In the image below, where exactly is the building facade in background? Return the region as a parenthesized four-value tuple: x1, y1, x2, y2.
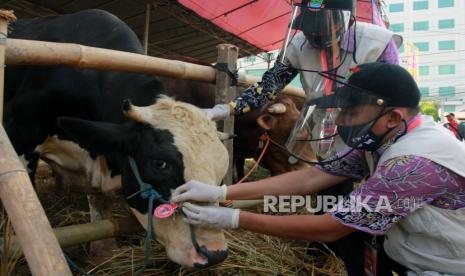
(387, 0, 465, 117)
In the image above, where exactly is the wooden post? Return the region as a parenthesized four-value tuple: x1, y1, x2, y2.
(0, 126, 71, 275)
(143, 0, 151, 55)
(215, 44, 238, 185)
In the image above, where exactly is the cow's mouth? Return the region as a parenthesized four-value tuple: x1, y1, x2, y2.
(191, 246, 228, 269)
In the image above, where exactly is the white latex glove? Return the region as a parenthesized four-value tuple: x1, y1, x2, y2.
(171, 180, 227, 203)
(202, 104, 230, 121)
(182, 202, 240, 229)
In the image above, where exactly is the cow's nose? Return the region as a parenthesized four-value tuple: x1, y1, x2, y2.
(191, 246, 228, 269)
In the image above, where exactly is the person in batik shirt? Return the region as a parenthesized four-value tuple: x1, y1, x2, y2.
(173, 63, 465, 275)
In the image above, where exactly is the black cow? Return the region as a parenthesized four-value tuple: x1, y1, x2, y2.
(4, 9, 228, 268)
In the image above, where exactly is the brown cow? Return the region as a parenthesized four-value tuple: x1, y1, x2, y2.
(235, 94, 314, 177)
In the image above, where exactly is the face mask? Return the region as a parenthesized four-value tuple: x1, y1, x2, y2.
(337, 111, 396, 151)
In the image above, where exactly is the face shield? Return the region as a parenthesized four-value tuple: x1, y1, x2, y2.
(281, 1, 352, 68)
(285, 85, 389, 163)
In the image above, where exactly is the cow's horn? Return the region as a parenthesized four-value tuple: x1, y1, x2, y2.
(217, 131, 236, 141)
(267, 103, 287, 114)
(122, 99, 152, 124)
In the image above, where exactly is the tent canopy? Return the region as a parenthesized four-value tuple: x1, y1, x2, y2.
(179, 0, 387, 52)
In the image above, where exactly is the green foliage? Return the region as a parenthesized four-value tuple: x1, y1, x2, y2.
(421, 101, 440, 121)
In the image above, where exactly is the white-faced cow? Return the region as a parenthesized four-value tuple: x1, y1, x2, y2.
(4, 9, 228, 268)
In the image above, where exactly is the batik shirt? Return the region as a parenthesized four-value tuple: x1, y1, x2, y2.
(230, 31, 399, 115)
(316, 114, 465, 235)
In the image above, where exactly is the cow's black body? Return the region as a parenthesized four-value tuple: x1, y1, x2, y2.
(4, 9, 183, 211)
(5, 9, 162, 153)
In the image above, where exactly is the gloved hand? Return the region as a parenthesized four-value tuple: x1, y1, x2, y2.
(202, 104, 230, 121)
(181, 202, 240, 229)
(171, 180, 227, 203)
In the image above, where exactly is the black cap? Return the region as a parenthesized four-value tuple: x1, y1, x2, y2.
(445, 113, 455, 117)
(292, 0, 352, 32)
(299, 0, 353, 10)
(310, 62, 421, 108)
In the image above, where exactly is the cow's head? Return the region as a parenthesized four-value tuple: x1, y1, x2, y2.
(57, 96, 229, 268)
(256, 95, 315, 175)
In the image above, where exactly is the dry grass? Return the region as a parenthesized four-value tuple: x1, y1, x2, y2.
(83, 229, 345, 276)
(1, 161, 346, 276)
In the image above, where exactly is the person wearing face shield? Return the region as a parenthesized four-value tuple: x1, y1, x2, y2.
(204, 0, 400, 120)
(173, 63, 465, 275)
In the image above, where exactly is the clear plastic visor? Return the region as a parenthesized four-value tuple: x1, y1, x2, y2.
(281, 6, 351, 64)
(285, 92, 386, 162)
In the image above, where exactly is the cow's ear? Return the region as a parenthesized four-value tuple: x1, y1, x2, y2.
(57, 117, 134, 155)
(257, 114, 277, 130)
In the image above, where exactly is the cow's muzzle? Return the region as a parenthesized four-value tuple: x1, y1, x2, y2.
(193, 246, 228, 269)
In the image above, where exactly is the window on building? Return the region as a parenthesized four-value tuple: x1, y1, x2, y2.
(443, 105, 456, 113)
(438, 0, 454, 8)
(390, 23, 404, 32)
(438, 65, 455, 75)
(419, 66, 430, 76)
(438, 40, 455, 50)
(413, 21, 429, 31)
(389, 3, 404, 12)
(419, 87, 430, 96)
(438, 19, 455, 29)
(413, 0, 429, 10)
(439, 86, 455, 97)
(245, 56, 256, 63)
(414, 42, 429, 52)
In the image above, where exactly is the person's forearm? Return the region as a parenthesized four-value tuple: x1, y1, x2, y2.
(239, 211, 355, 242)
(226, 167, 348, 200)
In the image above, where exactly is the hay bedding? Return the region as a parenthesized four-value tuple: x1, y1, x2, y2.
(1, 161, 346, 275)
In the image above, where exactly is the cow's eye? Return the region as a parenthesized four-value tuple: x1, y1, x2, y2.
(154, 160, 167, 169)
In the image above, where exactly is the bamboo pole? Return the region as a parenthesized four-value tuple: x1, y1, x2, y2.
(5, 217, 144, 254)
(0, 10, 15, 121)
(5, 38, 306, 98)
(0, 126, 71, 275)
(236, 73, 306, 98)
(54, 217, 143, 248)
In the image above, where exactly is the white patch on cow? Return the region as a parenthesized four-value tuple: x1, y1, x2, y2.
(126, 96, 229, 185)
(267, 103, 287, 114)
(38, 136, 121, 192)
